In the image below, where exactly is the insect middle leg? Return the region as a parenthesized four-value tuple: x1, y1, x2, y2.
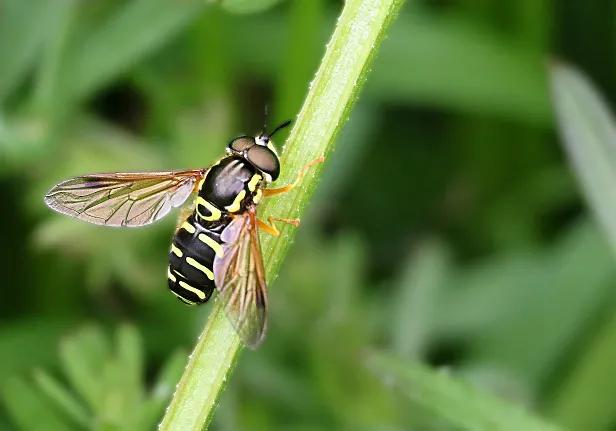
(263, 155, 325, 197)
(258, 217, 300, 237)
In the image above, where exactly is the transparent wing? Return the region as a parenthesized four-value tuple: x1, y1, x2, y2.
(44, 169, 206, 227)
(213, 210, 268, 349)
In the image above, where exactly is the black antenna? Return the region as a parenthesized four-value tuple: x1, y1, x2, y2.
(267, 120, 292, 139)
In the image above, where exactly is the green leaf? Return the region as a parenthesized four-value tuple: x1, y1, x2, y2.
(368, 14, 551, 124)
(391, 240, 450, 358)
(110, 325, 144, 427)
(1, 377, 77, 431)
(230, 12, 551, 125)
(0, 318, 75, 385)
(366, 351, 564, 431)
(549, 61, 616, 255)
(139, 350, 188, 429)
(60, 0, 209, 104)
(443, 220, 613, 382)
(220, 0, 288, 14)
(158, 0, 406, 429)
(32, 369, 90, 428)
(547, 309, 616, 430)
(13, 325, 188, 431)
(0, 114, 50, 173)
(116, 325, 143, 397)
(547, 60, 616, 431)
(0, 0, 58, 102)
(31, 0, 78, 120)
(58, 325, 110, 413)
(308, 102, 378, 207)
(274, 0, 325, 126)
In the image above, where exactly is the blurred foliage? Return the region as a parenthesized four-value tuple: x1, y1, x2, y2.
(1, 325, 186, 430)
(1, 0, 616, 430)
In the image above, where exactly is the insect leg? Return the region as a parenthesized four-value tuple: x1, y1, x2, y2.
(257, 217, 300, 237)
(262, 155, 325, 196)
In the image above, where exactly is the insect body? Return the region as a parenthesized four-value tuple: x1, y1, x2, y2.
(168, 154, 266, 312)
(44, 120, 324, 348)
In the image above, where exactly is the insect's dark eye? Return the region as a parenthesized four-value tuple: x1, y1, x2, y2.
(229, 136, 255, 153)
(246, 145, 280, 181)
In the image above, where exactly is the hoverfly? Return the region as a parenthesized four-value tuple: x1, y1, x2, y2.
(44, 120, 324, 348)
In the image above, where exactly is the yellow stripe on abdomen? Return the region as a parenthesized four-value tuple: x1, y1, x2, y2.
(178, 280, 207, 301)
(182, 221, 196, 233)
(170, 290, 197, 305)
(186, 257, 214, 280)
(198, 233, 223, 258)
(171, 244, 183, 257)
(167, 268, 176, 282)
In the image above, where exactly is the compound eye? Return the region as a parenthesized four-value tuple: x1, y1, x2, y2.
(228, 136, 255, 153)
(246, 145, 280, 181)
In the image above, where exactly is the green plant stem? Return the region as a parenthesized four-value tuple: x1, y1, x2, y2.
(158, 0, 405, 429)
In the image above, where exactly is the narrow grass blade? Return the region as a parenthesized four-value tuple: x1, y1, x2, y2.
(391, 240, 450, 358)
(274, 0, 325, 125)
(58, 325, 110, 413)
(548, 60, 616, 431)
(366, 351, 564, 431)
(159, 0, 406, 429)
(1, 377, 77, 431)
(32, 369, 90, 428)
(31, 0, 78, 119)
(230, 13, 551, 125)
(0, 0, 57, 102)
(112, 325, 144, 426)
(61, 0, 208, 104)
(140, 350, 188, 429)
(550, 61, 616, 254)
(548, 309, 616, 430)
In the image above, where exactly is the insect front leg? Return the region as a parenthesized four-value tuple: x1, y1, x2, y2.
(262, 155, 325, 197)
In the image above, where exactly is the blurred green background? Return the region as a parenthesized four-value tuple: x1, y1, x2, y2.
(1, 0, 615, 430)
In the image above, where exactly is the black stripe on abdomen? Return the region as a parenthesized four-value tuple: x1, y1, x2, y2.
(167, 213, 227, 305)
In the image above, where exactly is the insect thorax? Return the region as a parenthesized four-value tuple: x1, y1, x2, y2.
(195, 156, 263, 223)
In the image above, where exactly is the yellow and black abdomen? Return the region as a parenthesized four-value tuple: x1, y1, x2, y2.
(168, 155, 264, 305)
(167, 214, 226, 305)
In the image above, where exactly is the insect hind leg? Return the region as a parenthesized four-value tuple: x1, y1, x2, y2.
(258, 217, 300, 237)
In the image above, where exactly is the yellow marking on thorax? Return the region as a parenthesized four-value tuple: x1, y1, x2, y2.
(198, 233, 223, 257)
(196, 197, 222, 221)
(225, 190, 246, 212)
(253, 188, 263, 204)
(182, 221, 196, 233)
(171, 244, 183, 257)
(248, 174, 261, 192)
(197, 176, 206, 192)
(178, 280, 207, 300)
(167, 268, 176, 282)
(186, 257, 214, 280)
